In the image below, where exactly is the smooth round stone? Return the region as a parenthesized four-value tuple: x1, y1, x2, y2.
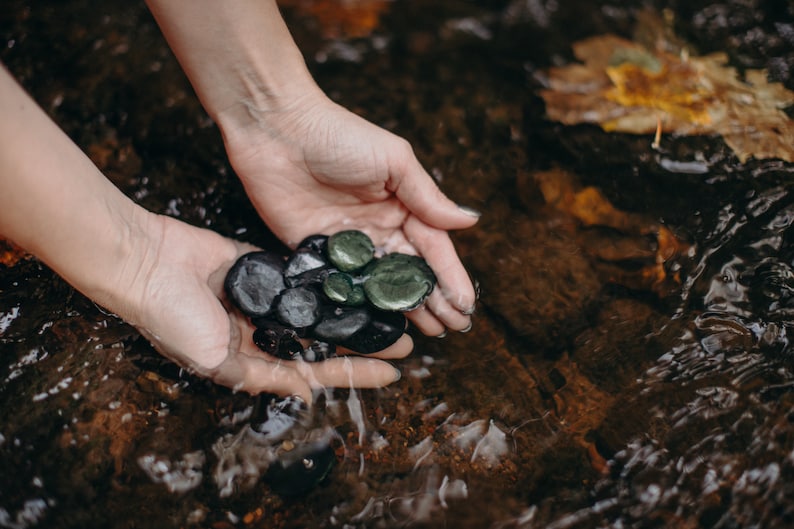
(274, 286, 322, 329)
(264, 439, 336, 496)
(287, 266, 333, 289)
(322, 272, 359, 305)
(225, 251, 286, 317)
(340, 309, 406, 354)
(284, 248, 328, 284)
(296, 234, 329, 254)
(362, 253, 436, 312)
(252, 321, 304, 360)
(326, 230, 375, 272)
(311, 306, 371, 343)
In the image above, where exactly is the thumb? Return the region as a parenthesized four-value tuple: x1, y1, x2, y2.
(390, 154, 481, 230)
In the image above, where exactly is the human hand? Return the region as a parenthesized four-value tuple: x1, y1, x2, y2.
(124, 214, 409, 403)
(221, 93, 480, 337)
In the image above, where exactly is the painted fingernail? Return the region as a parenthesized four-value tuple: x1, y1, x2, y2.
(392, 367, 403, 382)
(457, 204, 482, 218)
(436, 330, 448, 338)
(459, 321, 473, 333)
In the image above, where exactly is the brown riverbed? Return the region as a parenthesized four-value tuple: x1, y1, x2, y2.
(2, 1, 794, 528)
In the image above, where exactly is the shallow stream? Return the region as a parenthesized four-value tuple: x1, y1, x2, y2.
(2, 1, 794, 528)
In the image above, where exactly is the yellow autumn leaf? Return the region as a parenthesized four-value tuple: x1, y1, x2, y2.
(539, 27, 794, 163)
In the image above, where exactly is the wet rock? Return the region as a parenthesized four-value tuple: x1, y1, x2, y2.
(362, 253, 436, 312)
(224, 251, 286, 318)
(252, 321, 304, 360)
(322, 271, 366, 306)
(339, 309, 407, 354)
(273, 286, 322, 329)
(226, 231, 438, 357)
(312, 306, 371, 343)
(284, 247, 329, 287)
(326, 229, 375, 272)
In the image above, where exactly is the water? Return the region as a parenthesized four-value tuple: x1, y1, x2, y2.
(1, 0, 794, 527)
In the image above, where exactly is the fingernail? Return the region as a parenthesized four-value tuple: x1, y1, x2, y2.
(457, 204, 482, 218)
(459, 321, 473, 333)
(461, 305, 476, 316)
(436, 330, 448, 338)
(392, 367, 402, 382)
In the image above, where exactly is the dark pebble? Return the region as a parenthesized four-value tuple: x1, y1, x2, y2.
(284, 248, 329, 284)
(312, 306, 371, 343)
(225, 251, 286, 317)
(340, 309, 406, 354)
(274, 286, 322, 329)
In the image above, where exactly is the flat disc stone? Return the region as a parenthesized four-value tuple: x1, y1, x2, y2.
(327, 230, 375, 272)
(285, 248, 328, 280)
(274, 287, 322, 329)
(321, 272, 365, 306)
(312, 307, 371, 343)
(363, 253, 436, 312)
(341, 310, 406, 354)
(225, 251, 286, 317)
(296, 234, 329, 254)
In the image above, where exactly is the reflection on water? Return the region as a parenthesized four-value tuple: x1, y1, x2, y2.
(2, 0, 794, 527)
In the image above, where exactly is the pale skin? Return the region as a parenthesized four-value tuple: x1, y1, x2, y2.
(0, 0, 479, 403)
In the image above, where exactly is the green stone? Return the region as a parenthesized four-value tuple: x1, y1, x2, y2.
(323, 273, 368, 307)
(362, 253, 436, 312)
(327, 230, 375, 272)
(323, 272, 355, 304)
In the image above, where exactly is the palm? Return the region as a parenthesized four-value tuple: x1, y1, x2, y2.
(226, 99, 478, 336)
(129, 215, 409, 402)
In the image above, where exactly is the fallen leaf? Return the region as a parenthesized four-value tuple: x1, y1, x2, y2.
(279, 0, 390, 39)
(539, 23, 794, 162)
(534, 167, 689, 296)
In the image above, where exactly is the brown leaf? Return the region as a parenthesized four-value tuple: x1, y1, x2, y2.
(539, 22, 794, 162)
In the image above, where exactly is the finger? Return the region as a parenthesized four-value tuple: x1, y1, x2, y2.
(424, 289, 472, 332)
(295, 356, 402, 389)
(406, 304, 446, 337)
(337, 333, 414, 359)
(212, 352, 314, 403)
(404, 215, 477, 314)
(389, 149, 481, 231)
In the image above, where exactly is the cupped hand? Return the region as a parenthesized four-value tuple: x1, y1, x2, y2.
(124, 214, 408, 403)
(222, 93, 480, 337)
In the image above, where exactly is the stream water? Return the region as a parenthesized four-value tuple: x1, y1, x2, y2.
(2, 0, 794, 528)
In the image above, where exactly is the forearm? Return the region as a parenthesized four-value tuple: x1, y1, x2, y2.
(145, 0, 324, 135)
(0, 65, 156, 318)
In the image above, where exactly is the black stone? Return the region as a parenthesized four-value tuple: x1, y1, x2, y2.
(296, 234, 329, 254)
(225, 251, 286, 317)
(274, 286, 322, 329)
(264, 440, 336, 496)
(284, 248, 329, 286)
(252, 321, 304, 360)
(311, 306, 371, 343)
(340, 309, 406, 354)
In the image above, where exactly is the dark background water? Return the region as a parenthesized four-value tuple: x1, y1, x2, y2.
(1, 0, 794, 528)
